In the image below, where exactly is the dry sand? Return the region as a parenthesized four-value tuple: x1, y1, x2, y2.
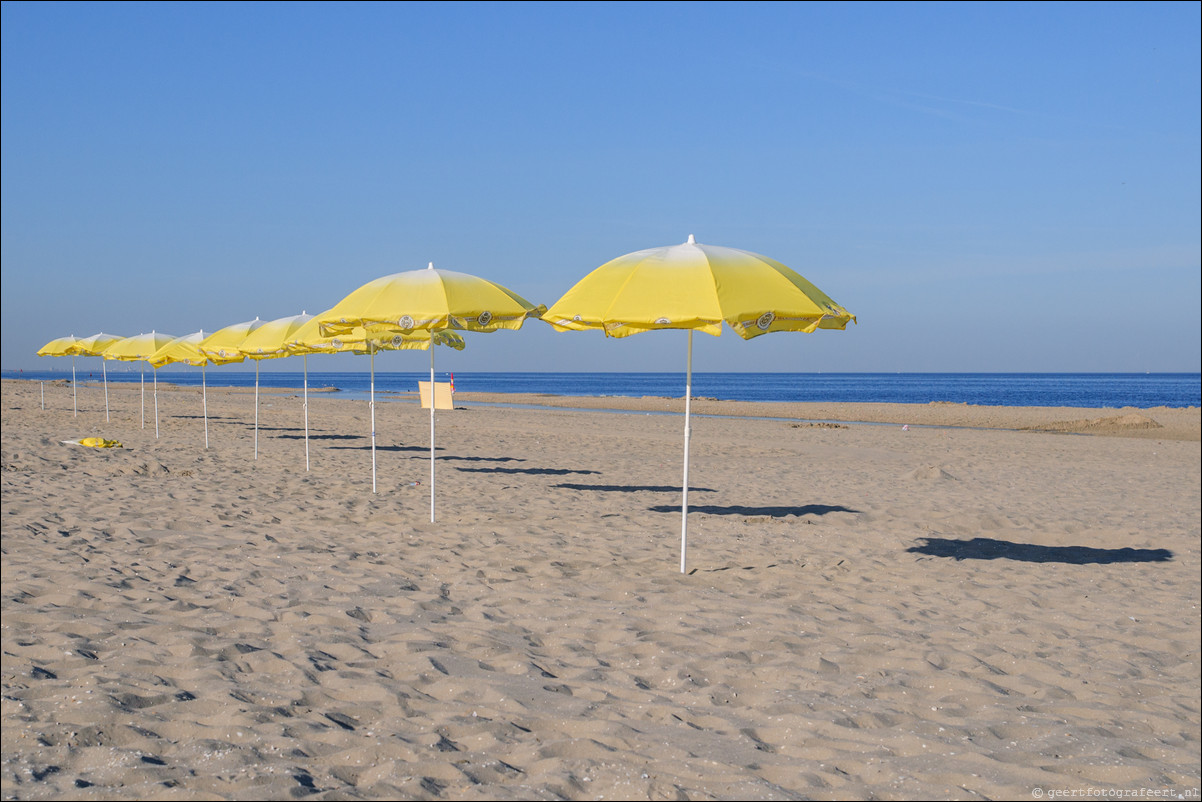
(2, 378, 1199, 800)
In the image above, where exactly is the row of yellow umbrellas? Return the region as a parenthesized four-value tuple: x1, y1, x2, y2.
(38, 315, 463, 457)
(37, 236, 856, 572)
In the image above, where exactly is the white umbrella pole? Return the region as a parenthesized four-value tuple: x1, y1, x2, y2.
(153, 367, 159, 439)
(303, 354, 310, 472)
(680, 330, 694, 574)
(71, 355, 77, 417)
(430, 345, 436, 523)
(254, 361, 260, 460)
(140, 364, 146, 429)
(102, 359, 110, 422)
(203, 365, 209, 449)
(370, 348, 377, 494)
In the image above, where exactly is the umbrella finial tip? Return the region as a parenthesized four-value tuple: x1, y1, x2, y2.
(687, 234, 696, 244)
(427, 262, 435, 270)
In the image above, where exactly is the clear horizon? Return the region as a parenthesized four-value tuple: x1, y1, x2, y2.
(4, 2, 1199, 375)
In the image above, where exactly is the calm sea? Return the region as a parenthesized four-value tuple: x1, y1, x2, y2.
(6, 370, 1199, 409)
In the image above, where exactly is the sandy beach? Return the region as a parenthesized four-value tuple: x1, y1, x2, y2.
(2, 377, 1199, 800)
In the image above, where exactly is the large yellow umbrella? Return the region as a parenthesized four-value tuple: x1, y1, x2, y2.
(319, 263, 542, 334)
(149, 331, 213, 448)
(36, 335, 80, 356)
(319, 263, 544, 517)
(544, 235, 855, 573)
(194, 319, 261, 450)
(36, 335, 82, 415)
(104, 332, 178, 433)
(288, 315, 466, 485)
(71, 333, 124, 421)
(149, 331, 209, 368)
(238, 313, 315, 460)
(198, 318, 260, 365)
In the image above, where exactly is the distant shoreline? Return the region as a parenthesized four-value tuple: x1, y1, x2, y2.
(9, 370, 1198, 411)
(9, 378, 1198, 440)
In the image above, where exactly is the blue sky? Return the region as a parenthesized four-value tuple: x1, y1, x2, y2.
(3, 1, 1199, 374)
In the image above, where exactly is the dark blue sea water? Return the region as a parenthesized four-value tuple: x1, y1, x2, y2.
(6, 370, 1199, 409)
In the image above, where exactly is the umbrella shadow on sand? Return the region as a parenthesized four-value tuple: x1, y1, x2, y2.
(275, 432, 364, 441)
(328, 443, 432, 453)
(650, 503, 859, 517)
(908, 537, 1173, 564)
(440, 455, 526, 463)
(222, 423, 307, 435)
(555, 483, 717, 494)
(455, 466, 601, 476)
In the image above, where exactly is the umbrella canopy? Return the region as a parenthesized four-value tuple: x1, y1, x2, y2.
(70, 333, 124, 421)
(544, 234, 854, 338)
(288, 315, 467, 484)
(544, 235, 855, 573)
(71, 332, 124, 355)
(239, 313, 314, 359)
(198, 319, 260, 365)
(148, 331, 209, 369)
(288, 318, 465, 354)
(104, 331, 178, 431)
(36, 335, 83, 415)
(105, 331, 179, 362)
(318, 264, 543, 517)
(36, 335, 81, 357)
(320, 263, 545, 335)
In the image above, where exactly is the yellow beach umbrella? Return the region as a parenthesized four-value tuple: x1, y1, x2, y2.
(36, 335, 80, 357)
(318, 264, 542, 517)
(36, 335, 82, 415)
(149, 331, 214, 448)
(198, 318, 261, 365)
(237, 313, 316, 460)
(319, 263, 544, 335)
(544, 235, 855, 573)
(105, 331, 179, 361)
(190, 318, 264, 453)
(71, 332, 123, 354)
(545, 234, 854, 337)
(149, 331, 209, 369)
(104, 331, 178, 433)
(240, 313, 314, 359)
(71, 332, 124, 421)
(288, 315, 466, 483)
